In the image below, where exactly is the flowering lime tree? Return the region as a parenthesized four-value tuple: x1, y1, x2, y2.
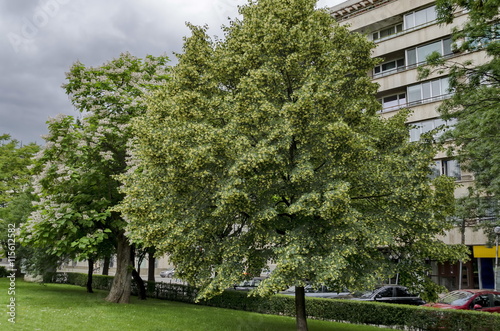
(20, 53, 169, 300)
(118, 1, 468, 328)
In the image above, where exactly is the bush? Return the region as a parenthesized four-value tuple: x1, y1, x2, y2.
(50, 272, 113, 290)
(0, 266, 9, 277)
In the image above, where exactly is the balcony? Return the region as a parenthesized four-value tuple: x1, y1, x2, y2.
(372, 15, 468, 57)
(379, 93, 453, 115)
(373, 50, 489, 93)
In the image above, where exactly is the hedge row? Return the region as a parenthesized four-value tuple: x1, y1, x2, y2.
(46, 272, 500, 331)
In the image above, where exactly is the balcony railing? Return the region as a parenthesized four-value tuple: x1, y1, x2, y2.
(372, 53, 458, 79)
(372, 19, 439, 44)
(380, 93, 454, 113)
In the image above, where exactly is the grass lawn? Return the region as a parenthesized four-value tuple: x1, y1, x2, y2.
(0, 278, 385, 331)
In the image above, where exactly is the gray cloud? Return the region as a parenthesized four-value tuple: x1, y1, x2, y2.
(0, 0, 341, 144)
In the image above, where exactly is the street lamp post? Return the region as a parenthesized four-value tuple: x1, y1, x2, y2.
(494, 226, 500, 291)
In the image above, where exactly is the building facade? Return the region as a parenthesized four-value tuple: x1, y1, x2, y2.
(329, 0, 493, 290)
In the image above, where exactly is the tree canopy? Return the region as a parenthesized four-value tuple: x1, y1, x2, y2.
(428, 1, 500, 191)
(422, 1, 500, 232)
(118, 0, 467, 328)
(0, 134, 39, 207)
(0, 135, 40, 275)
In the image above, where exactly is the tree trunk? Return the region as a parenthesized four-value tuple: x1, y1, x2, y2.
(105, 231, 132, 303)
(14, 254, 24, 278)
(102, 255, 110, 276)
(459, 219, 466, 290)
(131, 245, 147, 300)
(132, 268, 147, 300)
(136, 249, 146, 276)
(295, 286, 308, 331)
(148, 248, 156, 282)
(86, 258, 94, 293)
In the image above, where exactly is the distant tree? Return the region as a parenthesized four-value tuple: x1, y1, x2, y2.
(118, 0, 468, 329)
(0, 134, 39, 207)
(420, 1, 500, 232)
(20, 53, 169, 300)
(0, 135, 40, 277)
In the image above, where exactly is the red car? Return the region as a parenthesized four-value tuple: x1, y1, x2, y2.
(424, 289, 500, 313)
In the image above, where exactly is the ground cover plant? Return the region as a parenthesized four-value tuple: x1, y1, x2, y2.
(0, 279, 384, 331)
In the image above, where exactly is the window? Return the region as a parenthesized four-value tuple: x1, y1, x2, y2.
(466, 23, 500, 51)
(372, 23, 403, 41)
(395, 287, 411, 297)
(378, 288, 393, 297)
(404, 6, 437, 30)
(480, 198, 500, 221)
(374, 58, 405, 77)
(409, 117, 456, 142)
(471, 295, 490, 309)
(406, 38, 453, 67)
(493, 294, 500, 307)
(407, 77, 450, 106)
(379, 93, 406, 112)
(431, 159, 461, 180)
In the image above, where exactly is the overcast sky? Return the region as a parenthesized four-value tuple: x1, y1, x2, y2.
(0, 0, 345, 145)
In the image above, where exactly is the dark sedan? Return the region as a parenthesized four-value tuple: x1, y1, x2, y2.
(424, 289, 500, 313)
(345, 285, 425, 305)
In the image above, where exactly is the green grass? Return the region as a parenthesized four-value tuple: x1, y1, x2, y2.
(0, 278, 384, 331)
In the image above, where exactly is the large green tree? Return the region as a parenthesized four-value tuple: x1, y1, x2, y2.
(119, 0, 467, 329)
(421, 1, 500, 233)
(20, 53, 169, 301)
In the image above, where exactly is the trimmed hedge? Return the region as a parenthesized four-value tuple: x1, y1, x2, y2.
(46, 272, 500, 330)
(202, 289, 295, 316)
(47, 272, 114, 290)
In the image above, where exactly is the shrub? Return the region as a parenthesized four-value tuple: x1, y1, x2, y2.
(50, 272, 113, 290)
(0, 266, 9, 277)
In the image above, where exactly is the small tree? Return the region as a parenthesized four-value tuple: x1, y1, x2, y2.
(119, 0, 468, 329)
(20, 53, 169, 301)
(19, 114, 118, 292)
(0, 135, 40, 277)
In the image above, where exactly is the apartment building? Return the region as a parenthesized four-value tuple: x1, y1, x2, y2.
(329, 0, 493, 290)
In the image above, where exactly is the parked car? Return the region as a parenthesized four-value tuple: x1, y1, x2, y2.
(233, 277, 264, 290)
(281, 285, 350, 299)
(260, 268, 272, 278)
(423, 289, 500, 313)
(344, 285, 425, 305)
(159, 269, 175, 278)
